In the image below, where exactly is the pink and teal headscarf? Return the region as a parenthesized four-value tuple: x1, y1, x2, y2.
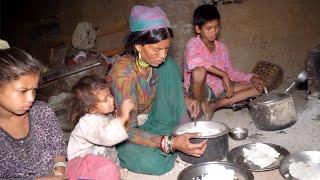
(129, 5, 171, 32)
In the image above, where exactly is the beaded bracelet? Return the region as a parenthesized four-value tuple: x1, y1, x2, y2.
(163, 136, 170, 153)
(160, 136, 175, 154)
(168, 135, 174, 152)
(53, 161, 67, 169)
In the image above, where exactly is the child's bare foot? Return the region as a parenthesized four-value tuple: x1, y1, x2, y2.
(201, 101, 218, 121)
(120, 168, 128, 178)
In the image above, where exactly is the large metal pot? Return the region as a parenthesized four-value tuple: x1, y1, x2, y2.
(173, 121, 229, 164)
(249, 92, 297, 131)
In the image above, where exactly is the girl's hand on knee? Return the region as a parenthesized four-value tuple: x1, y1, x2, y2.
(172, 133, 207, 157)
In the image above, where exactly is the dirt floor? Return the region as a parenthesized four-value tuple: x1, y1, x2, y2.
(50, 78, 320, 180)
(122, 80, 320, 179)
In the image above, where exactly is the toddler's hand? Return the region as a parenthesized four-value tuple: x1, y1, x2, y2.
(119, 99, 134, 126)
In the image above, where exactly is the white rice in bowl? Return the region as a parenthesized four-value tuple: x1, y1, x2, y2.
(192, 165, 236, 180)
(176, 125, 220, 137)
(289, 161, 320, 180)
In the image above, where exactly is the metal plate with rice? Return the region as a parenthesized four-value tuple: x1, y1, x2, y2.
(227, 143, 290, 171)
(279, 151, 320, 179)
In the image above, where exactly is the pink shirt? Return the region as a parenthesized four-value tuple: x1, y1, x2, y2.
(184, 35, 253, 97)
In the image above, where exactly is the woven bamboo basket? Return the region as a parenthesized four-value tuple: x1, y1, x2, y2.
(252, 61, 284, 91)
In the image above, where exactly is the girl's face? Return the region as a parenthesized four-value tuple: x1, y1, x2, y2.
(135, 38, 171, 67)
(0, 73, 39, 116)
(91, 89, 115, 115)
(196, 19, 220, 42)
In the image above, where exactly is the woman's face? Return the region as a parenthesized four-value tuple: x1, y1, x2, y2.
(91, 88, 115, 115)
(135, 38, 171, 67)
(0, 73, 39, 116)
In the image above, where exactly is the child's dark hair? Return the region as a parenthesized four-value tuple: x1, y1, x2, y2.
(193, 4, 221, 28)
(124, 27, 173, 59)
(66, 75, 110, 123)
(0, 47, 41, 86)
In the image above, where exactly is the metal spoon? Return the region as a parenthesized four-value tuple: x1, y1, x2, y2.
(285, 70, 308, 93)
(263, 86, 268, 94)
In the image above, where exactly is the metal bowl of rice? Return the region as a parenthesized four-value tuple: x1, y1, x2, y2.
(178, 161, 254, 180)
(173, 121, 229, 164)
(279, 151, 320, 179)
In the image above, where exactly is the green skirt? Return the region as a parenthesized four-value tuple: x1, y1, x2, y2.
(117, 57, 188, 175)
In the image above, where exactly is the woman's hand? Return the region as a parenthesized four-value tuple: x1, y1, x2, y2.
(185, 97, 200, 118)
(172, 133, 207, 157)
(222, 74, 234, 98)
(251, 75, 264, 92)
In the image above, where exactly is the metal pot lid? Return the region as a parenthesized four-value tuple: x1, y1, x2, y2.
(173, 121, 229, 138)
(251, 92, 291, 104)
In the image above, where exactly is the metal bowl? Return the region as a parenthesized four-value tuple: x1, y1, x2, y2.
(229, 127, 248, 141)
(173, 121, 230, 164)
(178, 161, 254, 180)
(279, 151, 320, 179)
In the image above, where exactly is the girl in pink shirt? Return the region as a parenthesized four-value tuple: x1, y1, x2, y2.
(184, 4, 264, 120)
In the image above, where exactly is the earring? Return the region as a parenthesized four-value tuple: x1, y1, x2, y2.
(138, 51, 142, 61)
(136, 52, 149, 68)
(162, 58, 166, 62)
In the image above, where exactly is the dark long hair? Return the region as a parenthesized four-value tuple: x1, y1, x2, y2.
(0, 47, 41, 86)
(65, 75, 110, 123)
(124, 27, 173, 59)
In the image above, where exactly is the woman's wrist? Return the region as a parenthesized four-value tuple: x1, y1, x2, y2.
(171, 136, 177, 151)
(160, 135, 175, 153)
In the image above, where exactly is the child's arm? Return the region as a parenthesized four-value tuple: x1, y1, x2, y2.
(78, 114, 129, 147)
(118, 99, 134, 128)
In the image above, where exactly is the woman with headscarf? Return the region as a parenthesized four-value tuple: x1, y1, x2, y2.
(107, 5, 207, 175)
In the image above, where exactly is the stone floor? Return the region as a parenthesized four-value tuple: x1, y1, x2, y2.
(122, 84, 320, 179)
